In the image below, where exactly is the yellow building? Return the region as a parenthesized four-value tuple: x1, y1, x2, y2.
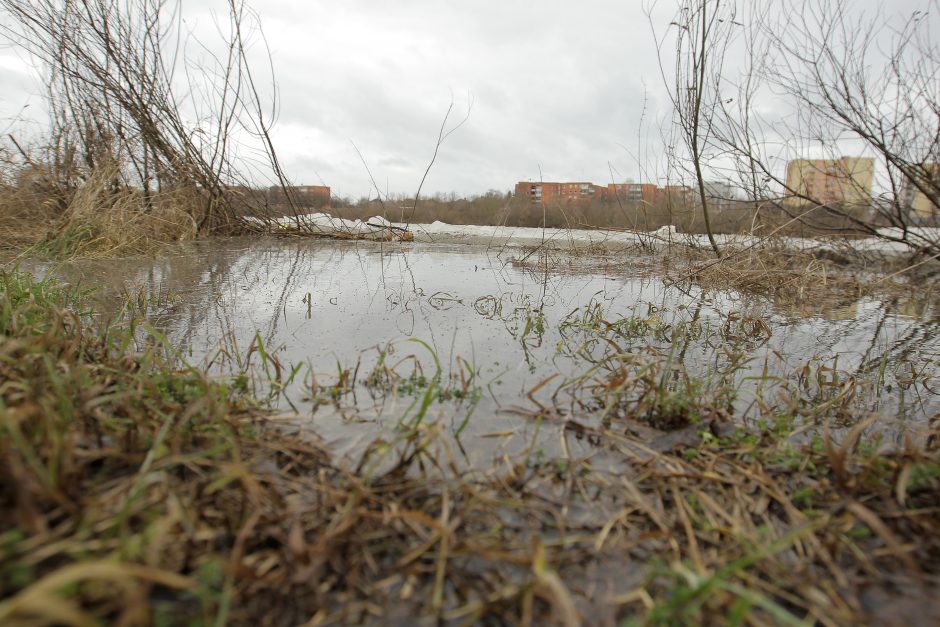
(785, 157, 874, 209)
(900, 163, 940, 219)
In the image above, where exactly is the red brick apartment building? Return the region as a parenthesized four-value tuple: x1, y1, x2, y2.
(606, 183, 659, 204)
(269, 184, 331, 208)
(660, 185, 696, 204)
(515, 181, 605, 203)
(294, 185, 331, 207)
(516, 181, 698, 206)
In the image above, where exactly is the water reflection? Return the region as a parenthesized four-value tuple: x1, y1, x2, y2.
(31, 237, 940, 459)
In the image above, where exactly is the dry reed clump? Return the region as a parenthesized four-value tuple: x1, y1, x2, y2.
(0, 166, 200, 258)
(49, 170, 200, 258)
(0, 164, 68, 251)
(1, 269, 939, 625)
(678, 247, 867, 304)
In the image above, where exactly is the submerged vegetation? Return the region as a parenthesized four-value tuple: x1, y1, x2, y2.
(1, 265, 938, 625)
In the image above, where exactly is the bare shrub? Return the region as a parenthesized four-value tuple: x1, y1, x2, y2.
(660, 0, 940, 257)
(0, 0, 294, 249)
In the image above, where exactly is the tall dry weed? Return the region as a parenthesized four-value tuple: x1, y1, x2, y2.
(0, 164, 200, 257)
(679, 246, 866, 307)
(0, 156, 68, 251)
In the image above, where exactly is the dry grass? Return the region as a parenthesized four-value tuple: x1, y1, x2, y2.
(673, 246, 870, 304)
(0, 163, 65, 251)
(0, 165, 201, 258)
(2, 268, 939, 625)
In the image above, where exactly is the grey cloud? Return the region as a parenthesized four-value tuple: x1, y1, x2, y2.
(3, 0, 934, 197)
(244, 0, 676, 196)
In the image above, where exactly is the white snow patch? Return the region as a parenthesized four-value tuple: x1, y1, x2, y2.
(248, 212, 938, 257)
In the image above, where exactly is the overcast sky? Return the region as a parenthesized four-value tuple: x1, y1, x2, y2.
(233, 0, 677, 199)
(0, 0, 933, 199)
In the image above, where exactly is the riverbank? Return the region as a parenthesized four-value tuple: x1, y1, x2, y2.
(255, 212, 940, 259)
(2, 264, 939, 625)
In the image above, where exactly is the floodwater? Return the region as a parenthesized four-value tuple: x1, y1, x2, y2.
(32, 237, 940, 461)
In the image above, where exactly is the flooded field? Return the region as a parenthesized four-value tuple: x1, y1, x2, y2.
(34, 237, 940, 460)
(8, 237, 940, 625)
